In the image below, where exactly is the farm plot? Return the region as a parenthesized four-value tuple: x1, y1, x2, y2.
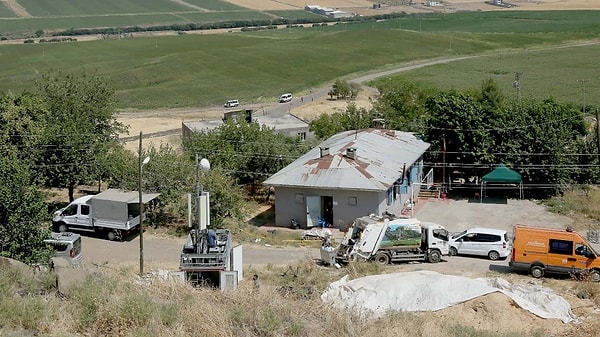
(18, 0, 190, 16)
(0, 1, 21, 18)
(183, 0, 247, 11)
(178, 11, 272, 23)
(0, 13, 184, 35)
(390, 42, 600, 108)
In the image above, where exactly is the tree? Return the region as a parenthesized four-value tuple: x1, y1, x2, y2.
(186, 118, 310, 184)
(331, 79, 351, 99)
(0, 150, 50, 264)
(33, 71, 126, 202)
(309, 102, 372, 140)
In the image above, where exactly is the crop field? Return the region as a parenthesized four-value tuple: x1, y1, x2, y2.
(0, 4, 16, 18)
(382, 43, 600, 109)
(0, 11, 599, 110)
(0, 0, 281, 36)
(16, 0, 190, 16)
(183, 0, 247, 11)
(0, 14, 187, 34)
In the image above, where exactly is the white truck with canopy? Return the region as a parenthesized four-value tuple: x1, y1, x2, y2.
(335, 215, 450, 265)
(52, 189, 160, 241)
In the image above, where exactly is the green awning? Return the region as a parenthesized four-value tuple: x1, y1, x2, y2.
(482, 164, 521, 184)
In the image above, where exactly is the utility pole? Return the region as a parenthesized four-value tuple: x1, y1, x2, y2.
(577, 79, 590, 114)
(513, 72, 522, 105)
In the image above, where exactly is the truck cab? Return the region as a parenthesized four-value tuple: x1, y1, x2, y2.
(53, 196, 93, 232)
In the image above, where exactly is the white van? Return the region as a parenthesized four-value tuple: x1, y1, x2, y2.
(449, 227, 510, 260)
(224, 99, 239, 108)
(279, 93, 292, 103)
(44, 232, 82, 267)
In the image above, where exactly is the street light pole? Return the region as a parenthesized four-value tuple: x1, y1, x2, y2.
(138, 131, 150, 276)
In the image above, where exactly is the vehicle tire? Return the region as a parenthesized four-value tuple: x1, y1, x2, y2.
(488, 250, 500, 261)
(590, 270, 600, 282)
(530, 265, 545, 279)
(373, 252, 390, 265)
(107, 230, 117, 241)
(449, 247, 458, 256)
(58, 223, 68, 233)
(428, 250, 441, 263)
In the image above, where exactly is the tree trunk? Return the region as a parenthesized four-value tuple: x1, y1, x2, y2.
(68, 184, 75, 202)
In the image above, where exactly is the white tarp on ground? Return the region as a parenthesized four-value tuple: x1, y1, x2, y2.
(321, 270, 577, 323)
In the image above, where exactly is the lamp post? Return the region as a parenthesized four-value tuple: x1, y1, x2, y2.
(139, 131, 150, 276)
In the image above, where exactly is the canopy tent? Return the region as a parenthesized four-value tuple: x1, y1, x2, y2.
(480, 164, 523, 202)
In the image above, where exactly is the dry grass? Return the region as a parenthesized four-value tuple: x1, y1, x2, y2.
(4, 258, 594, 337)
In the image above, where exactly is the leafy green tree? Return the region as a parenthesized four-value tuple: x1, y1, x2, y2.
(33, 71, 126, 202)
(0, 150, 50, 264)
(331, 79, 351, 99)
(371, 78, 434, 133)
(477, 78, 505, 110)
(424, 90, 496, 179)
(186, 118, 309, 184)
(309, 102, 372, 140)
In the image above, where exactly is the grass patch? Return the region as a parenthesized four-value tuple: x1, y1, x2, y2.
(543, 186, 600, 229)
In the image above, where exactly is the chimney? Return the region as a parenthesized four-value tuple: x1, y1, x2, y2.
(345, 148, 356, 160)
(319, 147, 330, 158)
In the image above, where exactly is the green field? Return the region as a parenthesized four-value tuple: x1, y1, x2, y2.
(386, 43, 600, 108)
(183, 0, 247, 11)
(0, 3, 16, 18)
(18, 0, 191, 16)
(0, 11, 599, 110)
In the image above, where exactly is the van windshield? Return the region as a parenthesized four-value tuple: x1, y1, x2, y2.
(451, 230, 467, 239)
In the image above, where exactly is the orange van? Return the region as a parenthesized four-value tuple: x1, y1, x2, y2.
(509, 225, 600, 281)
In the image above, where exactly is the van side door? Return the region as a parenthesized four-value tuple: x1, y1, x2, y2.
(548, 239, 575, 274)
(456, 233, 476, 255)
(76, 204, 91, 228)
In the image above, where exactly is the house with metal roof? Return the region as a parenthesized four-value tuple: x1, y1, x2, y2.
(182, 109, 312, 141)
(263, 128, 430, 230)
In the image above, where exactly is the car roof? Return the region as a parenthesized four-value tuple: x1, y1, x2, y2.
(465, 227, 507, 235)
(46, 232, 81, 242)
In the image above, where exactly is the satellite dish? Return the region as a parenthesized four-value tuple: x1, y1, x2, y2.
(199, 158, 211, 172)
(142, 156, 150, 165)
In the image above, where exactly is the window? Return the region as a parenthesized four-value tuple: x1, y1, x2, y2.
(81, 205, 90, 215)
(348, 196, 357, 206)
(48, 242, 68, 252)
(549, 239, 573, 255)
(474, 234, 501, 242)
(297, 132, 306, 141)
(62, 204, 78, 216)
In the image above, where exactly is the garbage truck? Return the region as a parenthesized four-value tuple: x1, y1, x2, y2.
(335, 215, 450, 265)
(52, 189, 160, 241)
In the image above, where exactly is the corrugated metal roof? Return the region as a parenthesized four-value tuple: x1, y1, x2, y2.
(264, 128, 430, 191)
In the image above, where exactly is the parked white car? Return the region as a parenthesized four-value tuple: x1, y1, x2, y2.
(449, 227, 510, 260)
(224, 99, 239, 108)
(279, 93, 292, 103)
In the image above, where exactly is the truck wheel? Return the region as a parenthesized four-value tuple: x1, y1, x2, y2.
(373, 252, 390, 265)
(530, 265, 544, 278)
(58, 223, 68, 233)
(488, 250, 500, 261)
(449, 247, 458, 256)
(590, 270, 600, 282)
(428, 250, 441, 263)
